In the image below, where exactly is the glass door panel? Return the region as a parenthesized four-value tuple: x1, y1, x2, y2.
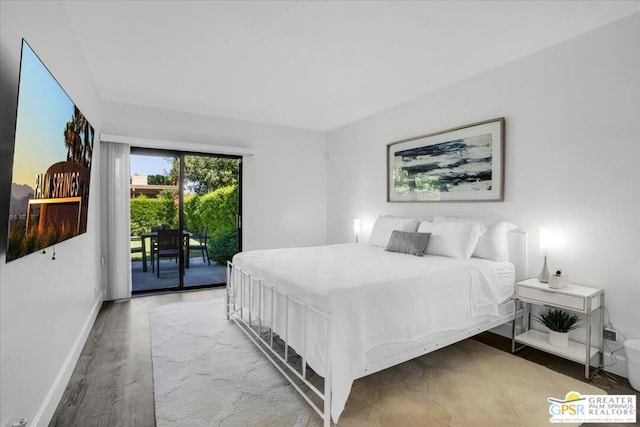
(130, 152, 181, 292)
(182, 154, 241, 287)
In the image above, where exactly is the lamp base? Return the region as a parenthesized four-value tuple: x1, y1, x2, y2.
(538, 256, 550, 283)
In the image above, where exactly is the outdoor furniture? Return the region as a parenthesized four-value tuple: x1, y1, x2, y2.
(155, 229, 181, 278)
(150, 226, 161, 272)
(189, 226, 210, 265)
(140, 229, 192, 273)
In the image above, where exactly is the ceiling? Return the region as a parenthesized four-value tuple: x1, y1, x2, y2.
(62, 1, 640, 132)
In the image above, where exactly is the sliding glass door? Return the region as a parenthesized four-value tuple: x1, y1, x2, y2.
(130, 148, 241, 293)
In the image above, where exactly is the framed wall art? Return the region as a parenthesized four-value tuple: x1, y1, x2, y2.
(387, 118, 505, 202)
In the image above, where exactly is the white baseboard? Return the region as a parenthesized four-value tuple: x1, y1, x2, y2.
(488, 326, 629, 379)
(31, 296, 103, 427)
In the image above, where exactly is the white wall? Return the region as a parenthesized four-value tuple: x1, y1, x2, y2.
(0, 2, 103, 426)
(327, 13, 640, 370)
(101, 101, 328, 251)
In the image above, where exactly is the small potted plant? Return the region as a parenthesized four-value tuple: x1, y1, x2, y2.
(534, 308, 580, 347)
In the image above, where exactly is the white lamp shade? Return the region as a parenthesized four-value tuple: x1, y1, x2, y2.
(353, 219, 361, 236)
(539, 226, 555, 256)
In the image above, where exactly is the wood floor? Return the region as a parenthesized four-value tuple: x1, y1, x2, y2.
(50, 289, 638, 427)
(49, 289, 218, 427)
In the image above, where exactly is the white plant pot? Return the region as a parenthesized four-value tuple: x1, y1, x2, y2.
(549, 330, 569, 347)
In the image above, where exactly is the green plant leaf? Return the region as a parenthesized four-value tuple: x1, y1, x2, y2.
(533, 308, 581, 333)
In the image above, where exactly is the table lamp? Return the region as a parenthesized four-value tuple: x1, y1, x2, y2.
(538, 226, 554, 283)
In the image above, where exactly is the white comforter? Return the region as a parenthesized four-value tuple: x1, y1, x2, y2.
(231, 243, 512, 422)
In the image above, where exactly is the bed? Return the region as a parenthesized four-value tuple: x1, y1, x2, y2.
(226, 217, 527, 426)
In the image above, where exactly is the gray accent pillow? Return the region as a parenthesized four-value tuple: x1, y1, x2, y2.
(384, 230, 431, 256)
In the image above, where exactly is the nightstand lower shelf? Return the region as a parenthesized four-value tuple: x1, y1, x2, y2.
(514, 330, 599, 365)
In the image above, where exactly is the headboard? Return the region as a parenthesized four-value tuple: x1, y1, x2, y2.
(508, 229, 528, 282)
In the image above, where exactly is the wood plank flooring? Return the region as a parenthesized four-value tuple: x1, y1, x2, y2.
(49, 289, 218, 427)
(50, 289, 638, 426)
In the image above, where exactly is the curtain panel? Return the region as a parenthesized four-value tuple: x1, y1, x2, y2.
(101, 141, 131, 300)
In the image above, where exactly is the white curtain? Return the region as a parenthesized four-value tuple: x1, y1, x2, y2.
(101, 141, 132, 300)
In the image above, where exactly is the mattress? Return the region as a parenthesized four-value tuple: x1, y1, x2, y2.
(231, 243, 515, 422)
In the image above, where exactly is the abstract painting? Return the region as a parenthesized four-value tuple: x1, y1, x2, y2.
(387, 118, 504, 202)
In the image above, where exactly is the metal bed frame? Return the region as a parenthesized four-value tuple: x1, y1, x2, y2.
(226, 265, 333, 425)
(226, 231, 527, 426)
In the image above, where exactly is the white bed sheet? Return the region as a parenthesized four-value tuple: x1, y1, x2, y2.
(231, 243, 515, 422)
(495, 260, 517, 302)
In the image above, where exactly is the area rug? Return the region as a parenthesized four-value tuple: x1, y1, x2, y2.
(150, 296, 605, 426)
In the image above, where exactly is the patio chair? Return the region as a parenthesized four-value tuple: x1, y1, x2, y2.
(156, 229, 181, 277)
(150, 226, 161, 272)
(189, 226, 210, 265)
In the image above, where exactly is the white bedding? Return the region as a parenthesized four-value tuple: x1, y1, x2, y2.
(231, 243, 515, 422)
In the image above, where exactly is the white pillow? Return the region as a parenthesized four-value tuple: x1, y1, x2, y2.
(369, 215, 419, 247)
(418, 220, 487, 259)
(475, 221, 517, 261)
(433, 216, 517, 261)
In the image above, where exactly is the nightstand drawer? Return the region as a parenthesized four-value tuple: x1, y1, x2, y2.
(517, 286, 585, 311)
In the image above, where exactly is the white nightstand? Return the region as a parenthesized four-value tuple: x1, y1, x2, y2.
(511, 278, 604, 379)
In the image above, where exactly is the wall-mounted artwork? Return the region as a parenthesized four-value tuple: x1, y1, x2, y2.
(6, 40, 94, 262)
(387, 118, 504, 202)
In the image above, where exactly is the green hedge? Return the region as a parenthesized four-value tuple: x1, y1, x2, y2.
(130, 195, 177, 236)
(131, 186, 238, 263)
(184, 185, 238, 262)
(209, 229, 238, 264)
(184, 185, 237, 236)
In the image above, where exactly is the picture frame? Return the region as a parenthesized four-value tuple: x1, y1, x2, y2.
(387, 118, 505, 202)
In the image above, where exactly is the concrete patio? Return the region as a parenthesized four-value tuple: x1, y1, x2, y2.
(132, 257, 227, 292)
